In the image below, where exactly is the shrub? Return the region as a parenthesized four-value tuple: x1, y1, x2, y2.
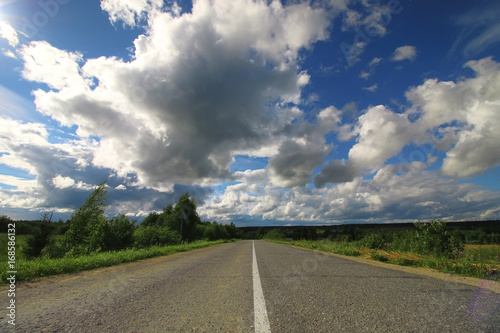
(133, 226, 179, 248)
(361, 233, 385, 249)
(41, 235, 68, 259)
(390, 230, 418, 252)
(413, 219, 464, 259)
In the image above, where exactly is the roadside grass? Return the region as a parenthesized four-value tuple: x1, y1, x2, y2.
(265, 239, 499, 281)
(0, 239, 234, 283)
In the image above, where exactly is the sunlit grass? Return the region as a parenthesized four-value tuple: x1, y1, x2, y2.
(266, 239, 499, 281)
(0, 239, 234, 283)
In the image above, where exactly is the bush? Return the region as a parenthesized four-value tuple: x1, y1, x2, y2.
(133, 226, 179, 248)
(390, 230, 418, 252)
(41, 235, 68, 259)
(413, 219, 464, 259)
(361, 233, 385, 249)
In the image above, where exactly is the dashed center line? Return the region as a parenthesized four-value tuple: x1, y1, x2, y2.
(253, 241, 271, 333)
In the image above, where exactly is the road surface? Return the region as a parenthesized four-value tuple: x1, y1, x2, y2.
(1, 240, 499, 332)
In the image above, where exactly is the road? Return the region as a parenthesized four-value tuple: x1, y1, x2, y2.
(1, 240, 499, 332)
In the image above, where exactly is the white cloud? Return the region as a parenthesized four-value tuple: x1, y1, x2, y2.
(201, 166, 500, 223)
(392, 45, 417, 61)
(349, 105, 415, 171)
(52, 175, 76, 189)
(0, 21, 19, 47)
(407, 57, 500, 177)
(100, 0, 164, 26)
(3, 49, 17, 59)
(0, 174, 37, 192)
(363, 83, 378, 92)
(20, 41, 86, 91)
(16, 0, 331, 193)
(342, 4, 391, 37)
(360, 57, 382, 79)
(314, 56, 500, 186)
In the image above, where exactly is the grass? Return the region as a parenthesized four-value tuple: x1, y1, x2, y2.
(0, 233, 29, 262)
(0, 239, 234, 283)
(265, 239, 500, 281)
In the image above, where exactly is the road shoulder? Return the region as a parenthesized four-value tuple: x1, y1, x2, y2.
(283, 243, 500, 293)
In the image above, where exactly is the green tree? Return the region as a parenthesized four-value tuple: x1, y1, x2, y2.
(140, 212, 160, 227)
(24, 222, 55, 258)
(104, 214, 136, 251)
(65, 180, 109, 255)
(172, 192, 200, 241)
(256, 227, 265, 239)
(264, 229, 286, 240)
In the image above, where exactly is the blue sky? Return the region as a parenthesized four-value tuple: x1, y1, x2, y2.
(1, 0, 500, 225)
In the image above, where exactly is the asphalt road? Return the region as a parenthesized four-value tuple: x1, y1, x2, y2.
(1, 240, 499, 332)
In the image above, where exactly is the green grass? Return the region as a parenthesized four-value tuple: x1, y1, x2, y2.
(0, 239, 234, 283)
(265, 239, 499, 281)
(0, 233, 29, 262)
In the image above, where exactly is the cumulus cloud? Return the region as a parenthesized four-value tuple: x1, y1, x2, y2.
(314, 56, 500, 187)
(348, 105, 415, 171)
(267, 139, 328, 188)
(392, 45, 417, 61)
(0, 116, 213, 215)
(202, 165, 500, 223)
(313, 160, 358, 187)
(18, 0, 332, 193)
(407, 57, 500, 177)
(100, 0, 165, 26)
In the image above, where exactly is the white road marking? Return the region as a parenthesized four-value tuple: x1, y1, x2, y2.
(253, 241, 272, 333)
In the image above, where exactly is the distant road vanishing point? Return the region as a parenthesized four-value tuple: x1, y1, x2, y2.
(2, 240, 499, 332)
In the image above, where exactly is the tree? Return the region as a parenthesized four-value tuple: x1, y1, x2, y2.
(65, 180, 109, 255)
(263, 229, 286, 240)
(171, 192, 200, 241)
(104, 214, 136, 251)
(140, 212, 160, 227)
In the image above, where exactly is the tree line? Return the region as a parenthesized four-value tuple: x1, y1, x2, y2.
(1, 180, 239, 259)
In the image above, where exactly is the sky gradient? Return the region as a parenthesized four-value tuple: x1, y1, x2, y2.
(1, 0, 500, 225)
